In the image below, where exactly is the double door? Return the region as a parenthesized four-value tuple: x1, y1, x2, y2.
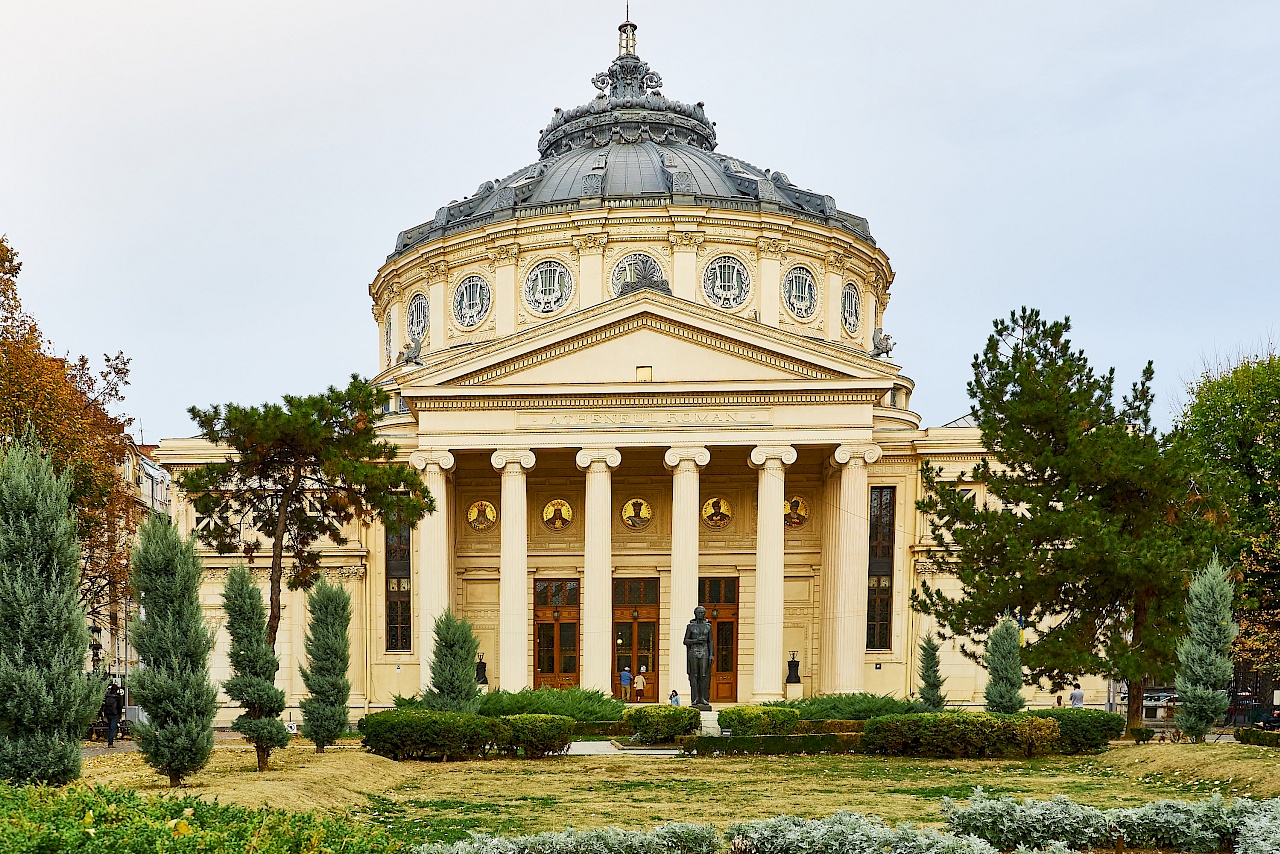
(613, 577, 659, 702)
(700, 577, 739, 703)
(533, 579, 579, 689)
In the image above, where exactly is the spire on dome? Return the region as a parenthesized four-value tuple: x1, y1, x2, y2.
(618, 5, 637, 57)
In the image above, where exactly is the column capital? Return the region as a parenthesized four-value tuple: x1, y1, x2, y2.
(491, 449, 536, 471)
(409, 449, 455, 472)
(576, 448, 622, 471)
(749, 445, 797, 468)
(831, 443, 882, 467)
(664, 446, 710, 470)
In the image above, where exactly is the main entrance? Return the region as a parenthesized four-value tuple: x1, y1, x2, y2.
(699, 577, 739, 702)
(612, 577, 659, 702)
(533, 579, 579, 689)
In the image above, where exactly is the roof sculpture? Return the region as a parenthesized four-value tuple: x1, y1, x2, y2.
(391, 19, 874, 258)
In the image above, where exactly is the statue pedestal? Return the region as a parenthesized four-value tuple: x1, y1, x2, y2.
(786, 682, 804, 700)
(692, 701, 712, 712)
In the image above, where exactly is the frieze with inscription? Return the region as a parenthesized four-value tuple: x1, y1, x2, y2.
(517, 409, 772, 428)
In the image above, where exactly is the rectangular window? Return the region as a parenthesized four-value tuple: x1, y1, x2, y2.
(698, 577, 737, 604)
(386, 523, 412, 652)
(613, 578, 659, 605)
(867, 486, 895, 650)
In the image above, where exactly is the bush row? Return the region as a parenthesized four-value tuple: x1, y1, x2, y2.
(717, 706, 800, 736)
(761, 692, 915, 721)
(360, 710, 573, 760)
(0, 783, 399, 853)
(944, 788, 1280, 853)
(622, 705, 702, 743)
(862, 713, 1060, 759)
(476, 687, 625, 721)
(1026, 708, 1127, 753)
(680, 734, 862, 756)
(1235, 727, 1280, 748)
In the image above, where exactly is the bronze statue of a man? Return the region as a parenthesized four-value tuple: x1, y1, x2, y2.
(684, 605, 714, 710)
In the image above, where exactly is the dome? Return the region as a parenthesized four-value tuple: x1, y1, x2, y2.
(392, 26, 873, 258)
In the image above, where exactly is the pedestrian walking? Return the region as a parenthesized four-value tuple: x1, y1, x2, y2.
(634, 666, 647, 701)
(619, 666, 632, 701)
(103, 682, 124, 748)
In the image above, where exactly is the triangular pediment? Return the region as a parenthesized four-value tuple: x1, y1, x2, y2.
(396, 291, 898, 391)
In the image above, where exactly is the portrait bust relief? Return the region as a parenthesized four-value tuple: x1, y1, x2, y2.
(701, 496, 732, 529)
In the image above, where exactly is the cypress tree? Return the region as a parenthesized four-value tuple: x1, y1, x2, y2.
(0, 438, 104, 784)
(129, 515, 218, 787)
(429, 610, 480, 713)
(222, 565, 289, 771)
(917, 633, 948, 711)
(983, 618, 1026, 714)
(299, 577, 351, 753)
(1175, 556, 1237, 741)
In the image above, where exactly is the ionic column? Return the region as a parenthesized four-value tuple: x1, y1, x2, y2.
(817, 460, 840, 692)
(750, 444, 797, 701)
(827, 443, 881, 693)
(410, 449, 456, 693)
(491, 449, 536, 691)
(576, 448, 621, 693)
(664, 446, 710, 701)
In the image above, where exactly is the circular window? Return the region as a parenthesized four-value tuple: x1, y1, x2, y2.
(452, 275, 492, 329)
(611, 254, 664, 296)
(841, 283, 860, 335)
(782, 266, 818, 320)
(701, 255, 751, 310)
(523, 261, 574, 315)
(406, 293, 429, 340)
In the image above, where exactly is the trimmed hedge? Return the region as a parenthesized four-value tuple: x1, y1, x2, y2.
(762, 692, 914, 721)
(680, 733, 862, 756)
(362, 709, 493, 760)
(862, 713, 1059, 759)
(476, 687, 625, 721)
(571, 720, 633, 738)
(622, 705, 702, 744)
(1236, 727, 1280, 747)
(362, 709, 573, 760)
(717, 706, 800, 736)
(494, 714, 574, 758)
(796, 719, 864, 734)
(1026, 708, 1127, 754)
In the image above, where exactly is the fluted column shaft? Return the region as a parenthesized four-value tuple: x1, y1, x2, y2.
(751, 445, 797, 701)
(817, 463, 840, 692)
(492, 449, 535, 691)
(665, 446, 710, 702)
(411, 450, 455, 693)
(830, 443, 881, 693)
(577, 448, 621, 693)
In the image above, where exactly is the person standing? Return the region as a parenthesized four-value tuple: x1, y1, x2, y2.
(619, 666, 632, 702)
(1069, 682, 1085, 709)
(103, 682, 125, 748)
(669, 689, 681, 706)
(634, 667, 647, 701)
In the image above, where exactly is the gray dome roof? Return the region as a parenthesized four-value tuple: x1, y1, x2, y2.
(392, 30, 873, 258)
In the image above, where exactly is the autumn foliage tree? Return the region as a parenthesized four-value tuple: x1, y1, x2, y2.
(0, 235, 136, 629)
(180, 378, 433, 651)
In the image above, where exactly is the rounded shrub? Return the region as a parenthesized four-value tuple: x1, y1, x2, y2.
(360, 709, 494, 761)
(494, 714, 574, 758)
(717, 706, 799, 736)
(1026, 708, 1127, 753)
(622, 705, 701, 744)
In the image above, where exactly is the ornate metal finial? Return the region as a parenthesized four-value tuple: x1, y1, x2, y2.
(618, 3, 637, 56)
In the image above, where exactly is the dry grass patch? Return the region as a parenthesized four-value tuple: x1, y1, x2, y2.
(1090, 742, 1280, 799)
(81, 745, 416, 812)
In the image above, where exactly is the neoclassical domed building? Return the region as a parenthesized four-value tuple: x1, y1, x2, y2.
(158, 20, 1032, 721)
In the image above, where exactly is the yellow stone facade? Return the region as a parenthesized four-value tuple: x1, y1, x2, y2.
(156, 23, 1106, 725)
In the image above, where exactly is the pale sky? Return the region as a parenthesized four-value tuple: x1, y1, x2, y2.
(3, 1, 1277, 440)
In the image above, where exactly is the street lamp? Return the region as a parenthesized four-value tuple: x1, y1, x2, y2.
(89, 624, 103, 672)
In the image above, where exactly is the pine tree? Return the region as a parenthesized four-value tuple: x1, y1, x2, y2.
(129, 515, 218, 787)
(918, 633, 947, 711)
(222, 565, 289, 771)
(984, 618, 1026, 714)
(0, 437, 104, 784)
(299, 577, 351, 753)
(428, 610, 480, 713)
(1175, 556, 1237, 741)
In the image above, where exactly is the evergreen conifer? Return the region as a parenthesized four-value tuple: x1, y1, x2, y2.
(0, 438, 104, 784)
(918, 633, 947, 711)
(299, 577, 351, 752)
(130, 515, 218, 787)
(1175, 556, 1237, 741)
(428, 610, 480, 712)
(222, 565, 289, 770)
(983, 618, 1026, 714)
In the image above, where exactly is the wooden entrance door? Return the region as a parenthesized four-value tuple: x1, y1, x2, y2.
(699, 577, 738, 703)
(612, 578, 659, 702)
(533, 579, 579, 689)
